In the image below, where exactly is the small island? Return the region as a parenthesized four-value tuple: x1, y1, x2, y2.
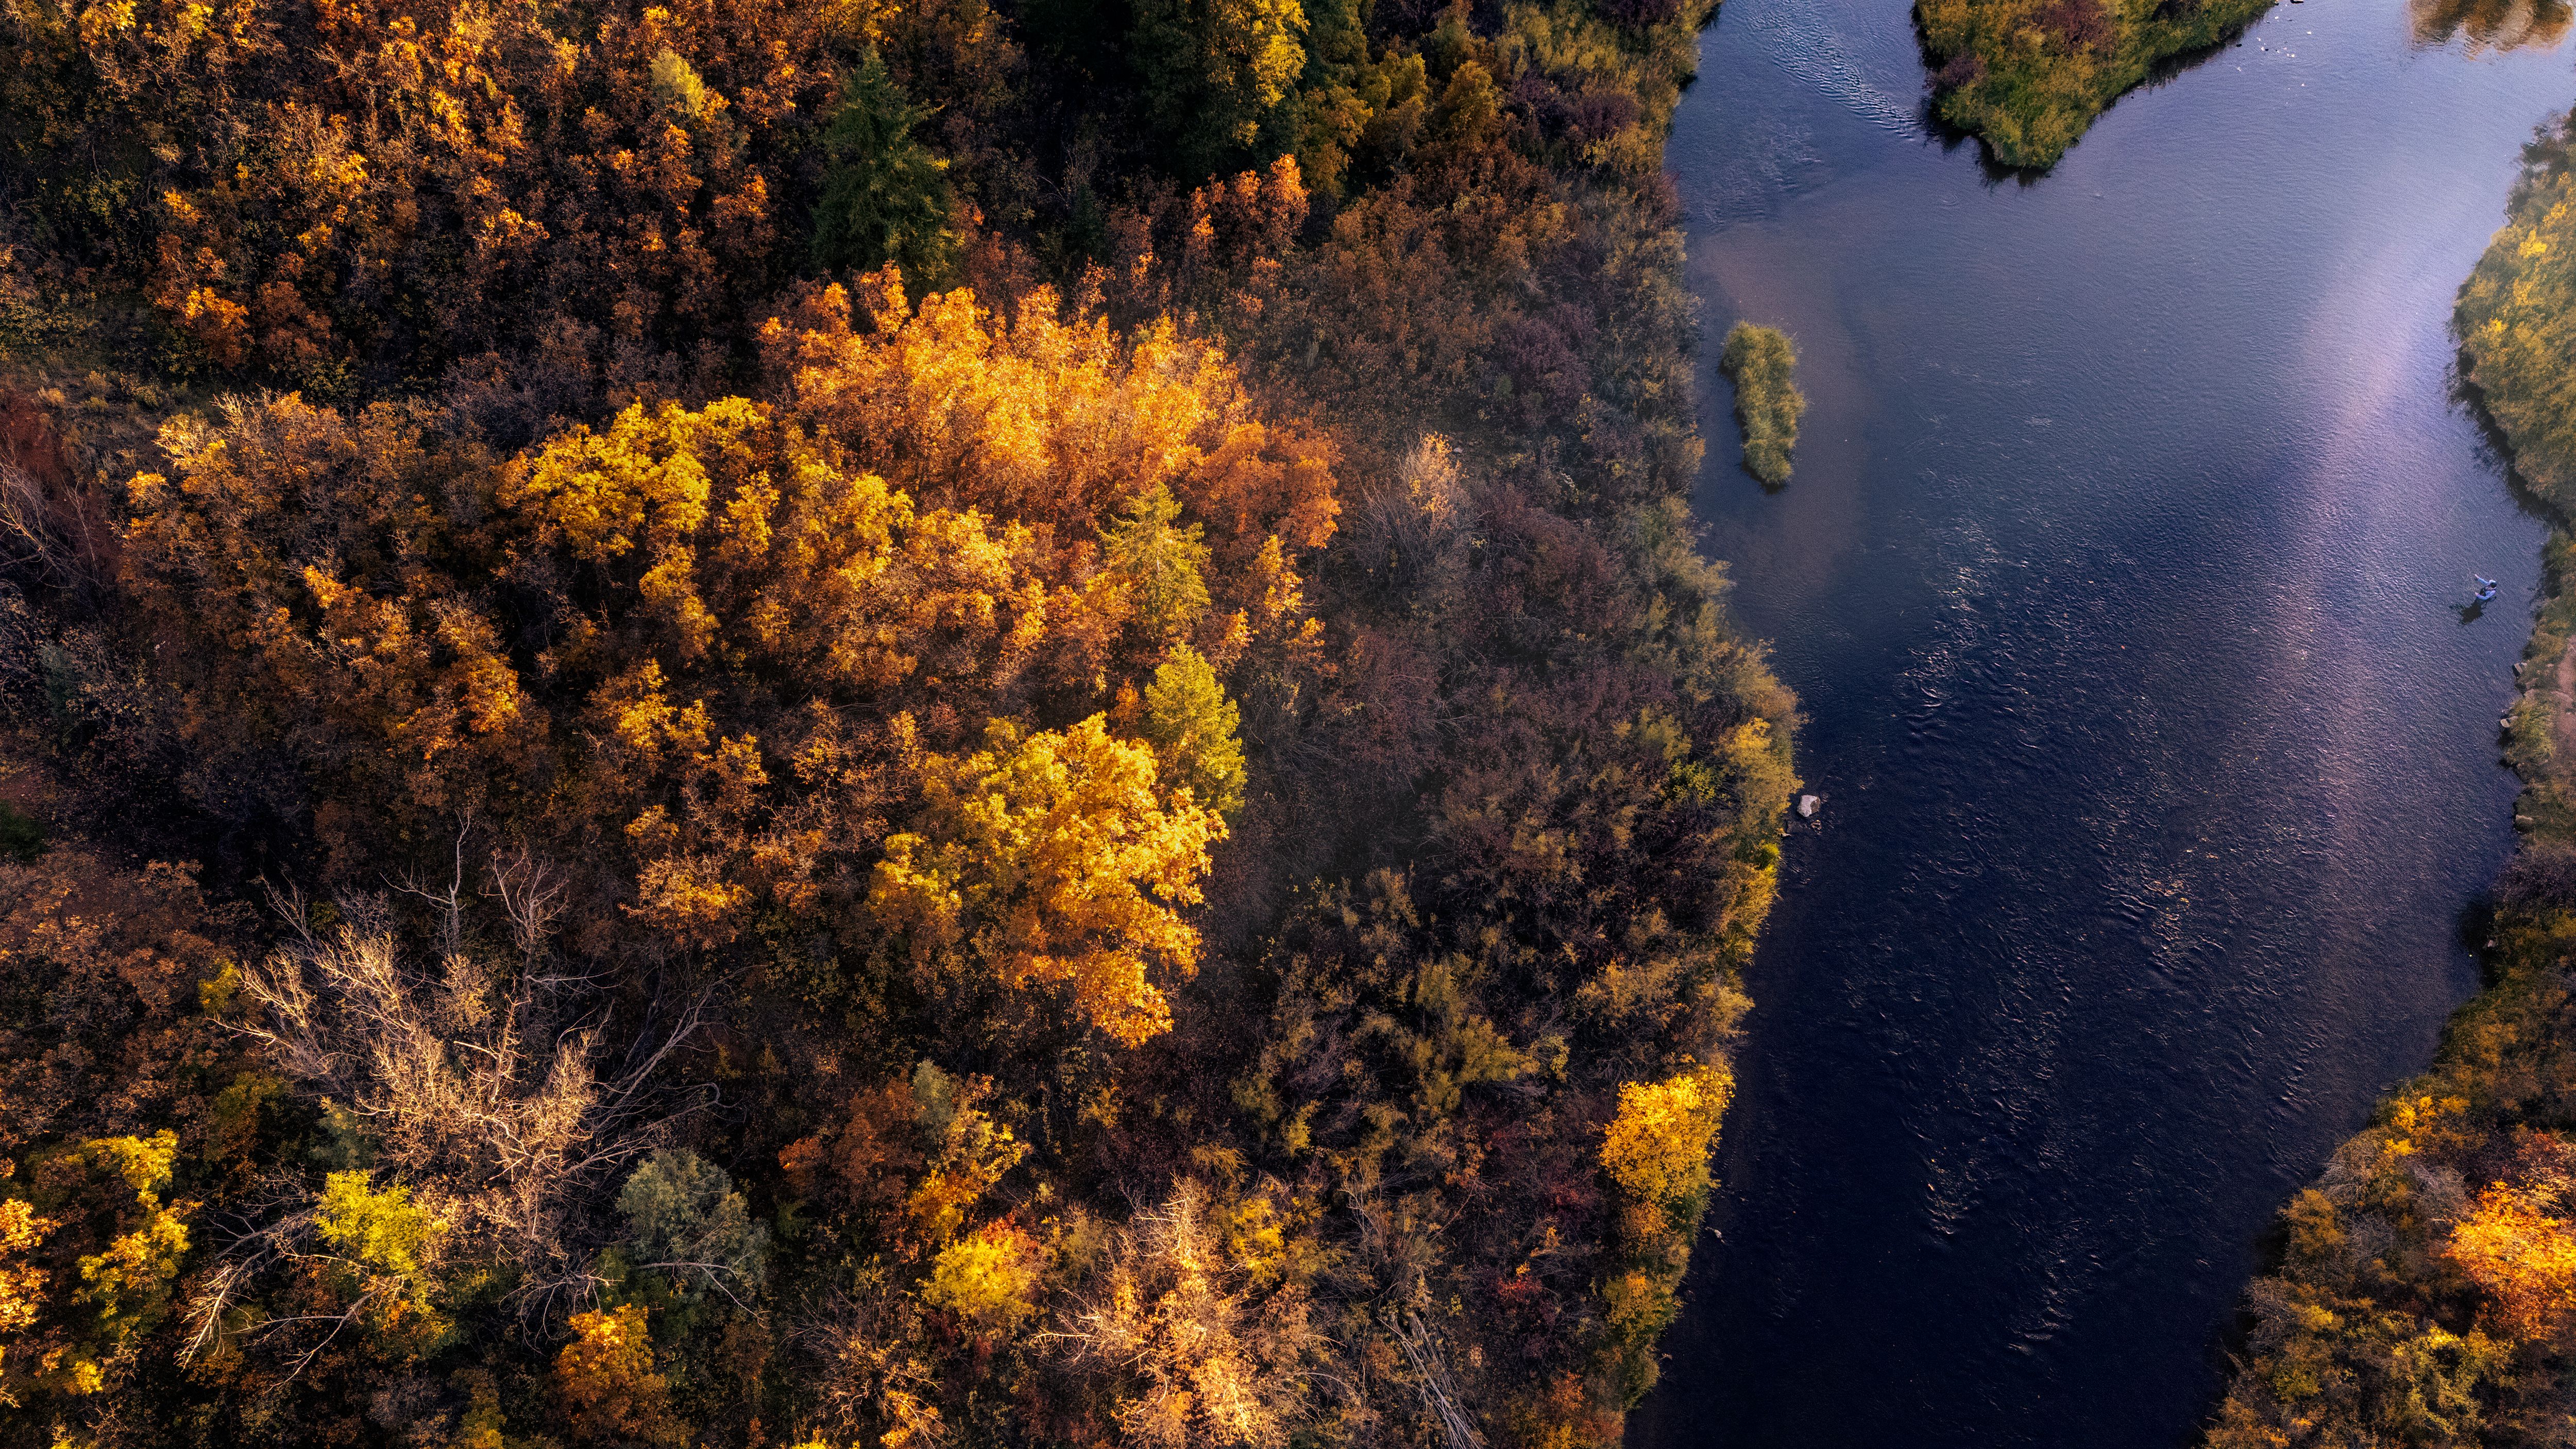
(1722, 321, 1805, 485)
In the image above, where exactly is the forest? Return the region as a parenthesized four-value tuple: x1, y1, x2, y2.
(0, 0, 1800, 1442)
(2200, 112, 2576, 1449)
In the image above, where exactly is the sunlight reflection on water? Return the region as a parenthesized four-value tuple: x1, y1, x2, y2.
(1631, 2, 2575, 1445)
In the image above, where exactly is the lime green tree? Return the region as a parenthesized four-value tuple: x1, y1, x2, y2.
(1142, 644, 1247, 818)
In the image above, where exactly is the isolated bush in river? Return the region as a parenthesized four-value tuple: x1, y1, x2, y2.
(1721, 322, 1804, 485)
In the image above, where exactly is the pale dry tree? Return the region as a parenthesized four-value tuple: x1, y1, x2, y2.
(1044, 1181, 1330, 1449)
(1346, 1188, 1484, 1449)
(1386, 1308, 1485, 1449)
(0, 452, 115, 594)
(197, 855, 707, 1343)
(1351, 435, 1469, 584)
(792, 1269, 950, 1449)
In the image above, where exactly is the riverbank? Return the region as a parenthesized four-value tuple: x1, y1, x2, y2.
(2202, 112, 2576, 1449)
(1917, 0, 2272, 167)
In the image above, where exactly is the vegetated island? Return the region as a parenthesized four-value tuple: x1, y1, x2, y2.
(0, 0, 1798, 1442)
(2202, 113, 2576, 1449)
(1721, 321, 1803, 485)
(1917, 0, 2272, 169)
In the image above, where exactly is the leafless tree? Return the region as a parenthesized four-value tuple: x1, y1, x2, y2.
(791, 1272, 950, 1449)
(1348, 435, 1472, 587)
(225, 864, 710, 1323)
(0, 453, 114, 595)
(1387, 1310, 1485, 1449)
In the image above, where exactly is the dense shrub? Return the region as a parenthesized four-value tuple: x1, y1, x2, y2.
(1719, 321, 1801, 485)
(2462, 117, 2576, 516)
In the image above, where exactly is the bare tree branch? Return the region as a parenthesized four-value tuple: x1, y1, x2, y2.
(226, 867, 713, 1336)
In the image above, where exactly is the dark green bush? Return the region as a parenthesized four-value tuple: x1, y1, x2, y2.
(0, 800, 42, 861)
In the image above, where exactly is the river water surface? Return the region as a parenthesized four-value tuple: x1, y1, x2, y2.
(1633, 6, 2576, 1446)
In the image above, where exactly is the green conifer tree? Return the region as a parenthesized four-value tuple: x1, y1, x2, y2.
(812, 53, 960, 285)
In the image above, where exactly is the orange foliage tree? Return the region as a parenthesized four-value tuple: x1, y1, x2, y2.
(556, 1303, 678, 1444)
(2450, 1177, 2576, 1343)
(118, 270, 1332, 1018)
(2, 0, 848, 394)
(870, 716, 1221, 1045)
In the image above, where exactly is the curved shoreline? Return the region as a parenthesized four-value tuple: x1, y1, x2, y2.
(2200, 111, 2576, 1448)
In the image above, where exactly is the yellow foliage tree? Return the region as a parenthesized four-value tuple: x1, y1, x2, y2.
(556, 1303, 677, 1445)
(764, 272, 1338, 678)
(0, 1195, 52, 1407)
(922, 1223, 1041, 1331)
(2448, 1180, 2576, 1343)
(1596, 1067, 1733, 1402)
(313, 1171, 443, 1286)
(902, 1064, 1030, 1245)
(1599, 1066, 1733, 1212)
(123, 277, 1335, 975)
(65, 1132, 191, 1373)
(72, 1207, 188, 1348)
(504, 395, 1048, 698)
(871, 717, 1222, 1045)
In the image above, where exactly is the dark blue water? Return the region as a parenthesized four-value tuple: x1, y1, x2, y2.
(1635, 6, 2575, 1447)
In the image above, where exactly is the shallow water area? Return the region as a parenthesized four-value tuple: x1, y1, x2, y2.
(1634, 5, 2576, 1447)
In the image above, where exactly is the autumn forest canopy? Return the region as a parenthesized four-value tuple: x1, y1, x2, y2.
(27, 0, 2576, 1437)
(0, 0, 1801, 1442)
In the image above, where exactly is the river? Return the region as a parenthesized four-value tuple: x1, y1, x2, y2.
(1631, 6, 2576, 1447)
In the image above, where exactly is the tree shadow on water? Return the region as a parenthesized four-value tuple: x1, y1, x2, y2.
(2451, 351, 2569, 531)
(2411, 0, 2571, 53)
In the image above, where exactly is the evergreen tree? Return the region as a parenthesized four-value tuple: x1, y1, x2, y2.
(1104, 484, 1215, 646)
(813, 53, 960, 285)
(1143, 645, 1247, 819)
(1128, 0, 1309, 178)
